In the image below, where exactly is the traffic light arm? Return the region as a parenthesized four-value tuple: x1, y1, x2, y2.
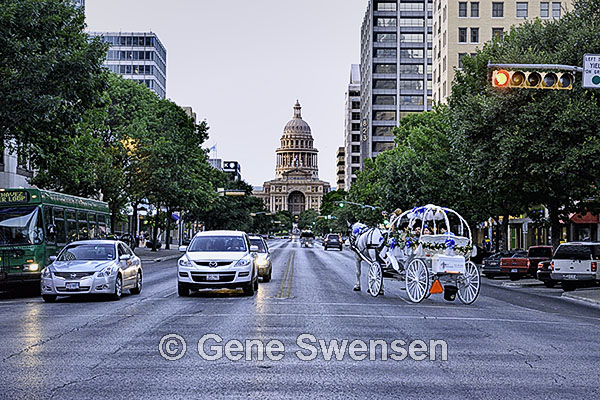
(487, 62, 583, 73)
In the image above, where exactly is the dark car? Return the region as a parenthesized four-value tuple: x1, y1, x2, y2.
(323, 234, 342, 251)
(482, 251, 513, 278)
(536, 259, 556, 287)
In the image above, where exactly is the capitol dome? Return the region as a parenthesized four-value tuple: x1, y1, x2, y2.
(283, 100, 312, 135)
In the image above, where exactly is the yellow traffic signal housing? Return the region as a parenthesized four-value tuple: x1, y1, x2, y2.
(491, 70, 574, 90)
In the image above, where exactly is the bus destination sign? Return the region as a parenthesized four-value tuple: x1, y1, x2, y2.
(0, 191, 31, 204)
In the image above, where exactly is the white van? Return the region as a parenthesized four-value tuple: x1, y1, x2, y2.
(550, 242, 600, 291)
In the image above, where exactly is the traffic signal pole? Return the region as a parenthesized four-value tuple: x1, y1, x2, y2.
(488, 62, 583, 73)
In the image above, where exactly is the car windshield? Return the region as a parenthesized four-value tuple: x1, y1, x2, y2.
(57, 244, 116, 261)
(528, 247, 552, 257)
(328, 235, 339, 240)
(0, 206, 44, 246)
(188, 236, 247, 252)
(249, 238, 267, 253)
(554, 244, 600, 260)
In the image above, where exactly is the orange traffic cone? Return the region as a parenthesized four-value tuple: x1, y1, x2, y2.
(429, 279, 443, 294)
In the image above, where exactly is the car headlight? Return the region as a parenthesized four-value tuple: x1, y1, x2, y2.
(255, 257, 268, 266)
(23, 263, 39, 272)
(178, 257, 191, 268)
(235, 258, 251, 267)
(98, 265, 114, 278)
(41, 268, 52, 278)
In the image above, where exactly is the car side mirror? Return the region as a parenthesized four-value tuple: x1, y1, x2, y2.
(179, 245, 187, 252)
(250, 245, 259, 252)
(119, 254, 131, 261)
(49, 256, 57, 262)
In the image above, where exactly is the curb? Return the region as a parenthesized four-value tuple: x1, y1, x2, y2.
(561, 292, 600, 307)
(501, 281, 544, 288)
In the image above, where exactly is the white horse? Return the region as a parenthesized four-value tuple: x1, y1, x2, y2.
(349, 222, 387, 292)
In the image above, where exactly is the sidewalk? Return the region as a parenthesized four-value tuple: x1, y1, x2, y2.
(134, 246, 182, 263)
(561, 287, 600, 307)
(501, 278, 544, 288)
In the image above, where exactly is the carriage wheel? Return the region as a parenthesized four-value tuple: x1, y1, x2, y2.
(368, 262, 383, 297)
(405, 259, 429, 303)
(457, 261, 481, 305)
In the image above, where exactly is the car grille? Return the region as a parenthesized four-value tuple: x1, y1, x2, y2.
(193, 261, 233, 267)
(56, 286, 91, 292)
(54, 272, 95, 280)
(190, 272, 236, 283)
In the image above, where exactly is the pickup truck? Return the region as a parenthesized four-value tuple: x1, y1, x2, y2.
(500, 246, 553, 281)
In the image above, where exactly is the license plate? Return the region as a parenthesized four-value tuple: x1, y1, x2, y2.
(66, 282, 79, 290)
(564, 274, 577, 280)
(511, 269, 518, 273)
(206, 274, 219, 281)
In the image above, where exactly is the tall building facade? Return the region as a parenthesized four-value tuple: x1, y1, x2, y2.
(344, 64, 361, 190)
(254, 102, 330, 214)
(336, 147, 345, 189)
(433, 0, 573, 103)
(90, 32, 167, 98)
(360, 0, 433, 165)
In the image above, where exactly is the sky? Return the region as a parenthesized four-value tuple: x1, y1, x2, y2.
(85, 0, 367, 188)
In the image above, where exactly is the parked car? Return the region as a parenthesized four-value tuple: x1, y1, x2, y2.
(177, 230, 259, 296)
(536, 259, 557, 288)
(501, 246, 553, 281)
(145, 238, 162, 249)
(323, 234, 342, 251)
(550, 242, 600, 292)
(249, 236, 272, 282)
(40, 240, 143, 302)
(482, 251, 513, 278)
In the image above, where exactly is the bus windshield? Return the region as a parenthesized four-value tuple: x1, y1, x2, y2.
(0, 206, 44, 246)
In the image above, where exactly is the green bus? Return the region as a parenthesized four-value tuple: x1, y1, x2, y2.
(0, 188, 110, 289)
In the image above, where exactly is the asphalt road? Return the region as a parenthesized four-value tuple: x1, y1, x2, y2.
(0, 239, 598, 400)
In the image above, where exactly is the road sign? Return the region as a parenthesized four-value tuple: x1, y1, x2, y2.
(583, 54, 600, 88)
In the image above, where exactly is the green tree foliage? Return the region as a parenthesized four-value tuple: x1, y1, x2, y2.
(0, 0, 108, 162)
(297, 209, 318, 230)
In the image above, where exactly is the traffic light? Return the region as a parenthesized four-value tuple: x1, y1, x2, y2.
(339, 202, 345, 208)
(491, 70, 574, 90)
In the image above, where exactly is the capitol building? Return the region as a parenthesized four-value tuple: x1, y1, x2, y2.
(254, 101, 330, 214)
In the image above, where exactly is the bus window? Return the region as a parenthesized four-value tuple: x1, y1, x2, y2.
(98, 214, 107, 238)
(78, 211, 89, 240)
(66, 210, 77, 242)
(88, 213, 98, 239)
(54, 208, 66, 244)
(43, 206, 56, 244)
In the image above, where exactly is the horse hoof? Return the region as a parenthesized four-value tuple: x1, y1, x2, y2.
(353, 286, 361, 291)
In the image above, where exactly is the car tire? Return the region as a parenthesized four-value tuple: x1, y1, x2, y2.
(42, 295, 57, 303)
(130, 271, 142, 295)
(110, 274, 123, 301)
(243, 280, 255, 296)
(263, 268, 271, 283)
(509, 274, 520, 281)
(562, 282, 576, 292)
(178, 283, 190, 297)
(324, 247, 327, 251)
(543, 281, 556, 288)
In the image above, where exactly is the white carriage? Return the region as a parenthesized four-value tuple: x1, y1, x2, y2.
(367, 204, 481, 304)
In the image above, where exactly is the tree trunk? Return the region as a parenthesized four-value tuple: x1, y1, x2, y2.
(152, 207, 160, 252)
(493, 216, 500, 252)
(131, 201, 139, 236)
(165, 206, 172, 250)
(110, 204, 119, 236)
(548, 204, 562, 249)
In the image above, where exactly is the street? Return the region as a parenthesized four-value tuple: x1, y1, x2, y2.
(1, 239, 599, 400)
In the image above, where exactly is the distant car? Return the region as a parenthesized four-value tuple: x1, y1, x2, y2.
(249, 236, 272, 282)
(550, 242, 600, 292)
(499, 250, 529, 281)
(501, 246, 553, 281)
(40, 240, 143, 302)
(300, 231, 315, 247)
(177, 230, 259, 296)
(536, 259, 556, 288)
(482, 251, 512, 278)
(324, 234, 342, 251)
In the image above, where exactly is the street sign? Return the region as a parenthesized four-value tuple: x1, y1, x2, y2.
(582, 54, 600, 88)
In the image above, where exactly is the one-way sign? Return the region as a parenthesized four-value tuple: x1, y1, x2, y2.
(583, 54, 600, 88)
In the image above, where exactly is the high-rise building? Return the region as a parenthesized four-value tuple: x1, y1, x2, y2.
(89, 32, 167, 98)
(336, 147, 345, 190)
(360, 0, 433, 166)
(433, 0, 573, 103)
(254, 101, 330, 214)
(344, 64, 361, 190)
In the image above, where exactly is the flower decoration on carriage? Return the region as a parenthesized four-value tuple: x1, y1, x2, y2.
(389, 237, 397, 250)
(445, 238, 456, 249)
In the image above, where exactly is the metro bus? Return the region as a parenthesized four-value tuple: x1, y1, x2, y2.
(0, 188, 110, 290)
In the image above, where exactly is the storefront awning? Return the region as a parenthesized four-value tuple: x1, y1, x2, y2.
(569, 212, 599, 224)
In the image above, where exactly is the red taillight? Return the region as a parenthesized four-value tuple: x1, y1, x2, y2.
(538, 262, 544, 269)
(527, 260, 531, 268)
(592, 262, 597, 272)
(550, 261, 554, 271)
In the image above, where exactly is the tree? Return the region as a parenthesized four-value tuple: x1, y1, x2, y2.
(0, 0, 108, 165)
(297, 209, 318, 230)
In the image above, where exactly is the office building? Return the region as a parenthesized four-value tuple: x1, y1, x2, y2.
(360, 0, 433, 165)
(90, 32, 167, 98)
(336, 147, 345, 190)
(433, 0, 573, 103)
(344, 64, 361, 190)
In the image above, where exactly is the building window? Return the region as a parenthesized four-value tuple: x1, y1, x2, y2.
(376, 33, 397, 43)
(398, 18, 425, 27)
(376, 17, 397, 27)
(351, 101, 360, 109)
(459, 2, 467, 17)
(374, 64, 397, 74)
(351, 156, 360, 163)
(376, 2, 396, 11)
(540, 2, 549, 17)
(373, 111, 396, 121)
(399, 64, 424, 74)
(552, 2, 561, 18)
(351, 145, 360, 153)
(398, 80, 424, 90)
(399, 96, 424, 106)
(373, 126, 394, 136)
(399, 2, 424, 11)
(400, 33, 425, 43)
(351, 134, 360, 142)
(375, 48, 397, 58)
(443, 56, 447, 72)
(374, 80, 397, 89)
(352, 112, 360, 120)
(471, 2, 479, 17)
(516, 2, 528, 18)
(492, 2, 504, 17)
(373, 142, 395, 153)
(374, 95, 396, 105)
(458, 53, 467, 69)
(399, 49, 424, 59)
(458, 28, 467, 43)
(492, 28, 504, 40)
(471, 28, 479, 43)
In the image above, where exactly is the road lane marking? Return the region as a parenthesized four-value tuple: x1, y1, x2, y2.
(277, 252, 294, 298)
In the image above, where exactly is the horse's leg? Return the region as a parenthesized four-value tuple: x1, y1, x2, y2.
(353, 252, 362, 291)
